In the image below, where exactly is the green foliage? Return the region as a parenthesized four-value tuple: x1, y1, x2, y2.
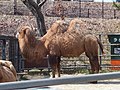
(78, 69, 89, 74)
(20, 76, 29, 80)
(112, 2, 120, 10)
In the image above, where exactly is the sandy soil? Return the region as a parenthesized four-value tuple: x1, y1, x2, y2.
(49, 80, 120, 90)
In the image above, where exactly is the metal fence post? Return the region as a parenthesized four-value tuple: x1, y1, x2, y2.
(99, 34, 102, 69)
(79, 0, 81, 17)
(2, 39, 6, 60)
(102, 0, 104, 19)
(88, 9, 89, 18)
(114, 9, 116, 19)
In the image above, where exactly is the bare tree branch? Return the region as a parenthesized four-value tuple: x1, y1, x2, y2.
(21, 0, 47, 36)
(22, 0, 37, 16)
(38, 0, 47, 9)
(28, 0, 38, 10)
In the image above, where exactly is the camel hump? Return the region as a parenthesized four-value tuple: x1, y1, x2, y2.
(56, 19, 68, 26)
(0, 60, 17, 79)
(68, 18, 86, 31)
(0, 60, 17, 82)
(54, 19, 68, 33)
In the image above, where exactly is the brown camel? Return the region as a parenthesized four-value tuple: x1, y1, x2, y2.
(0, 60, 17, 82)
(16, 19, 104, 79)
(16, 26, 48, 68)
(41, 19, 104, 78)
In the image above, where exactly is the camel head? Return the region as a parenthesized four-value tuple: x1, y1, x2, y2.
(16, 25, 37, 48)
(16, 26, 34, 39)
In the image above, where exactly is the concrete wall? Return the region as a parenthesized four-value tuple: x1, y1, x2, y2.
(0, 1, 119, 19)
(0, 15, 120, 36)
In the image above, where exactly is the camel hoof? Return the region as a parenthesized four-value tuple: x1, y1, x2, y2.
(89, 81, 98, 84)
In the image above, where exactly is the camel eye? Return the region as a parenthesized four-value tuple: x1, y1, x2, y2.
(18, 30, 21, 33)
(18, 31, 21, 35)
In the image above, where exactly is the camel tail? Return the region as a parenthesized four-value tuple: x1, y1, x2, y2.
(96, 37, 105, 54)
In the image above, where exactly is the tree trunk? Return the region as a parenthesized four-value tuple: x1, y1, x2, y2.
(21, 0, 47, 36)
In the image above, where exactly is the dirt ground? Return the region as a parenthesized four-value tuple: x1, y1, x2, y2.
(49, 80, 120, 90)
(23, 74, 120, 90)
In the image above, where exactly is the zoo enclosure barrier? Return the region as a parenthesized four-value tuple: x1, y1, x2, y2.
(0, 72, 120, 89)
(0, 35, 24, 73)
(97, 33, 120, 70)
(0, 33, 120, 73)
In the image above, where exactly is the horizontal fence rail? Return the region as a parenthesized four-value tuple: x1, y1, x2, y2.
(0, 72, 120, 90)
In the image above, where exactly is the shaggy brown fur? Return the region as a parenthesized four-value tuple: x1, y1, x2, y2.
(17, 19, 104, 78)
(41, 19, 68, 43)
(42, 19, 104, 78)
(16, 26, 48, 68)
(0, 60, 17, 82)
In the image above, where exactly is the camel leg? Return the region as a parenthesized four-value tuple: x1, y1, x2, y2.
(56, 56, 61, 77)
(84, 35, 100, 73)
(85, 53, 99, 84)
(92, 56, 100, 73)
(91, 56, 100, 84)
(51, 66, 56, 78)
(48, 55, 61, 78)
(84, 36, 100, 83)
(86, 55, 100, 74)
(48, 55, 57, 78)
(87, 56, 95, 74)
